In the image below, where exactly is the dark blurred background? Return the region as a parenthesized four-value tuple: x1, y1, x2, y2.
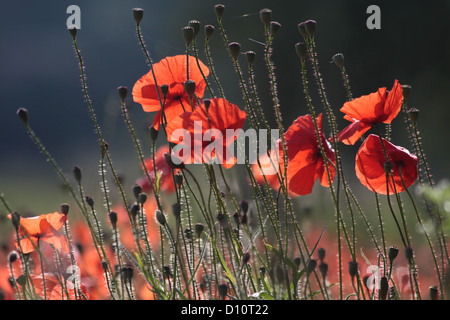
(1, 0, 450, 215)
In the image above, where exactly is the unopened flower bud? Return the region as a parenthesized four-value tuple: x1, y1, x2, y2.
(218, 283, 228, 300)
(164, 152, 185, 169)
(149, 126, 159, 142)
(73, 166, 82, 183)
(332, 53, 345, 69)
(172, 202, 181, 218)
(295, 42, 307, 60)
(133, 184, 142, 200)
(204, 25, 215, 39)
(117, 86, 128, 101)
(306, 259, 317, 276)
(138, 193, 147, 205)
(182, 26, 194, 45)
(184, 79, 196, 98)
(160, 84, 169, 98)
(68, 25, 77, 39)
(188, 20, 201, 37)
(17, 108, 28, 125)
(215, 4, 225, 20)
(429, 286, 439, 300)
(304, 20, 317, 37)
(317, 248, 326, 262)
(245, 51, 256, 66)
(408, 108, 419, 125)
(130, 203, 140, 218)
(8, 251, 18, 264)
(133, 8, 144, 25)
(388, 246, 399, 264)
(259, 8, 272, 27)
(270, 21, 281, 35)
(194, 223, 204, 238)
(384, 161, 393, 174)
(319, 262, 328, 278)
(203, 99, 211, 112)
(241, 252, 251, 267)
(239, 200, 249, 215)
(109, 211, 118, 227)
(294, 257, 301, 269)
(85, 196, 94, 208)
(163, 265, 172, 278)
(10, 212, 21, 230)
(101, 260, 108, 272)
(60, 203, 69, 215)
(379, 276, 389, 300)
(228, 42, 241, 60)
(155, 210, 166, 226)
(348, 261, 358, 279)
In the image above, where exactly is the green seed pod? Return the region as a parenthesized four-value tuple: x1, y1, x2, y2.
(295, 42, 308, 60)
(184, 79, 196, 98)
(60, 203, 70, 215)
(117, 86, 128, 101)
(332, 53, 345, 69)
(194, 223, 204, 238)
(133, 8, 144, 25)
(348, 261, 358, 279)
(182, 26, 194, 45)
(17, 108, 28, 125)
(204, 25, 215, 39)
(245, 51, 256, 66)
(270, 21, 281, 35)
(155, 210, 166, 226)
(228, 42, 241, 60)
(379, 276, 389, 300)
(109, 211, 118, 227)
(259, 8, 272, 27)
(215, 4, 225, 20)
(188, 20, 201, 37)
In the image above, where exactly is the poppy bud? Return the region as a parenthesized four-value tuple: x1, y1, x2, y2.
(317, 248, 326, 262)
(149, 125, 159, 142)
(259, 267, 266, 277)
(379, 276, 389, 300)
(8, 251, 18, 264)
(204, 25, 215, 39)
(384, 160, 393, 175)
(155, 210, 166, 226)
(160, 84, 169, 98)
(306, 259, 317, 276)
(295, 42, 307, 60)
(429, 286, 439, 300)
(259, 8, 272, 27)
(245, 51, 256, 66)
(233, 212, 240, 226)
(388, 246, 399, 264)
(164, 152, 185, 169)
(218, 283, 228, 300)
(188, 20, 201, 37)
(174, 172, 183, 187)
(304, 20, 317, 37)
(348, 261, 358, 279)
(217, 213, 229, 230)
(10, 212, 21, 230)
(194, 223, 204, 238)
(133, 8, 144, 25)
(241, 252, 251, 267)
(133, 184, 142, 200)
(138, 193, 147, 205)
(163, 265, 172, 278)
(172, 202, 181, 218)
(17, 108, 28, 125)
(184, 79, 196, 98)
(101, 260, 108, 272)
(215, 4, 225, 20)
(203, 99, 211, 112)
(407, 108, 419, 125)
(294, 257, 301, 269)
(184, 228, 192, 240)
(228, 42, 241, 60)
(130, 203, 140, 218)
(85, 196, 94, 208)
(73, 166, 82, 183)
(121, 266, 134, 282)
(109, 211, 118, 227)
(239, 200, 249, 215)
(297, 22, 308, 40)
(269, 21, 281, 36)
(60, 203, 70, 215)
(319, 262, 328, 278)
(405, 246, 414, 263)
(402, 84, 412, 100)
(68, 25, 77, 39)
(182, 26, 194, 45)
(117, 86, 128, 101)
(332, 53, 345, 69)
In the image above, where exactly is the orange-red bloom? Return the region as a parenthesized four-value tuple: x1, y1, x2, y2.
(136, 145, 178, 194)
(355, 134, 418, 194)
(165, 98, 247, 169)
(29, 273, 90, 300)
(284, 114, 336, 196)
(8, 211, 70, 254)
(338, 80, 403, 145)
(132, 55, 210, 131)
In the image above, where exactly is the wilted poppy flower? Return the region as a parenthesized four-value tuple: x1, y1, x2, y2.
(355, 134, 418, 194)
(283, 113, 336, 196)
(132, 55, 210, 130)
(8, 211, 70, 254)
(165, 98, 247, 169)
(338, 80, 403, 145)
(136, 145, 178, 194)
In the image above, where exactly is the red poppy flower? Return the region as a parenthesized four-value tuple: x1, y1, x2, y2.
(338, 80, 403, 145)
(132, 55, 210, 130)
(29, 274, 90, 300)
(283, 113, 336, 196)
(251, 149, 281, 189)
(355, 134, 418, 194)
(136, 145, 178, 194)
(8, 211, 70, 254)
(165, 98, 247, 169)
